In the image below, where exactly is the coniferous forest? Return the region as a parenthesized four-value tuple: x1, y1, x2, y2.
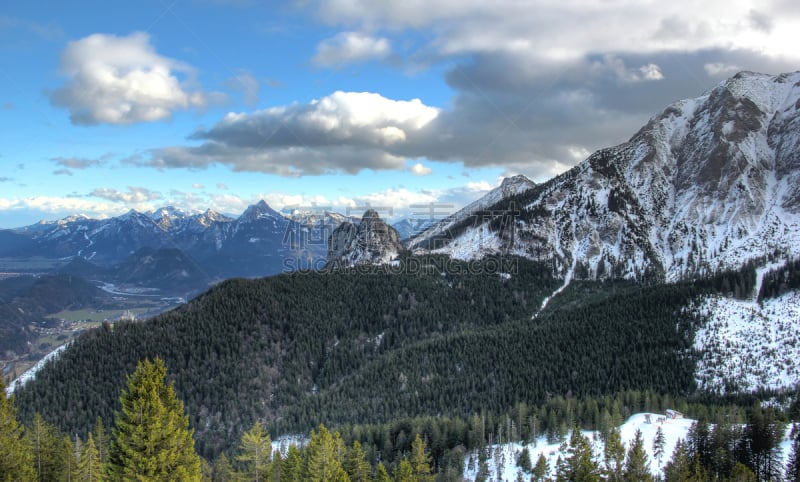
(4, 255, 800, 481)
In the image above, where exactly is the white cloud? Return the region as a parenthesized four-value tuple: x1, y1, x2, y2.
(704, 62, 741, 76)
(312, 1, 800, 61)
(409, 162, 432, 176)
(312, 31, 392, 67)
(0, 196, 127, 218)
(145, 91, 440, 175)
(90, 186, 163, 203)
(192, 183, 204, 189)
(49, 32, 210, 125)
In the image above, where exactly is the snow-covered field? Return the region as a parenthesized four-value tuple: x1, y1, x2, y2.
(693, 291, 800, 392)
(463, 413, 796, 481)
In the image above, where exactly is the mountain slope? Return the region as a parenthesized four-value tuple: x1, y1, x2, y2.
(412, 71, 800, 282)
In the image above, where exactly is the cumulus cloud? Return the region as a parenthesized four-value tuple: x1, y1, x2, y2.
(49, 32, 210, 125)
(312, 32, 392, 67)
(90, 186, 163, 203)
(143, 91, 439, 175)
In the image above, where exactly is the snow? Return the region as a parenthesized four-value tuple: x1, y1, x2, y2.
(462, 413, 797, 481)
(5, 344, 68, 395)
(693, 291, 800, 392)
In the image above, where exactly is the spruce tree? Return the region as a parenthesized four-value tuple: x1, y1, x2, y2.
(374, 462, 391, 482)
(237, 421, 272, 482)
(623, 429, 652, 482)
(107, 358, 202, 481)
(93, 416, 109, 465)
(652, 426, 666, 468)
(212, 453, 235, 482)
(556, 427, 600, 482)
(662, 439, 691, 482)
(0, 377, 35, 481)
(76, 434, 104, 482)
(344, 440, 371, 482)
(304, 425, 349, 482)
(786, 434, 800, 482)
(517, 446, 532, 472)
(393, 458, 414, 482)
(280, 445, 304, 482)
(531, 453, 548, 481)
(603, 428, 625, 482)
(410, 434, 434, 482)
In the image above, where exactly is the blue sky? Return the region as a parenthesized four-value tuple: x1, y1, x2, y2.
(1, 0, 798, 228)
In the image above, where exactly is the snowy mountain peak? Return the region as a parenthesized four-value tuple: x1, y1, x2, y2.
(411, 70, 800, 282)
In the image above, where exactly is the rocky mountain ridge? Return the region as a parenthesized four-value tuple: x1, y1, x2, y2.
(327, 209, 403, 267)
(410, 70, 800, 282)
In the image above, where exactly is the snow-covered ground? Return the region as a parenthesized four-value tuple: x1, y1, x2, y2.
(5, 344, 68, 395)
(463, 413, 796, 481)
(693, 291, 800, 392)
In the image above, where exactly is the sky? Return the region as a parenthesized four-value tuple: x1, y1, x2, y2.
(1, 0, 799, 228)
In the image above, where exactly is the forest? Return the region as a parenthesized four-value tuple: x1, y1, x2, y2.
(6, 256, 800, 480)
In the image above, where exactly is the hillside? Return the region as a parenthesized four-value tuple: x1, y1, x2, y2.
(0, 274, 109, 354)
(11, 255, 753, 458)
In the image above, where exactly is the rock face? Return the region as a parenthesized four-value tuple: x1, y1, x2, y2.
(327, 210, 403, 267)
(410, 71, 800, 281)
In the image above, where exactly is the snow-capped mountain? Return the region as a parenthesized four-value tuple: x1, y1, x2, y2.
(1, 201, 330, 278)
(327, 209, 403, 267)
(411, 71, 800, 282)
(407, 174, 535, 251)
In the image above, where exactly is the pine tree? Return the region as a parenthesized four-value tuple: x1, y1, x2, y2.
(28, 412, 63, 482)
(75, 434, 104, 482)
(212, 453, 236, 482)
(556, 427, 600, 482)
(280, 445, 304, 482)
(474, 451, 490, 482)
(344, 440, 371, 482)
(729, 462, 756, 481)
(531, 454, 548, 481)
(623, 429, 652, 482)
(517, 446, 532, 472)
(652, 426, 666, 468)
(237, 421, 272, 482)
(786, 435, 800, 482)
(410, 434, 434, 482)
(93, 417, 109, 465)
(662, 439, 691, 482)
(0, 376, 35, 482)
(393, 459, 414, 482)
(603, 428, 625, 482)
(107, 357, 202, 481)
(375, 462, 391, 482)
(304, 425, 349, 482)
